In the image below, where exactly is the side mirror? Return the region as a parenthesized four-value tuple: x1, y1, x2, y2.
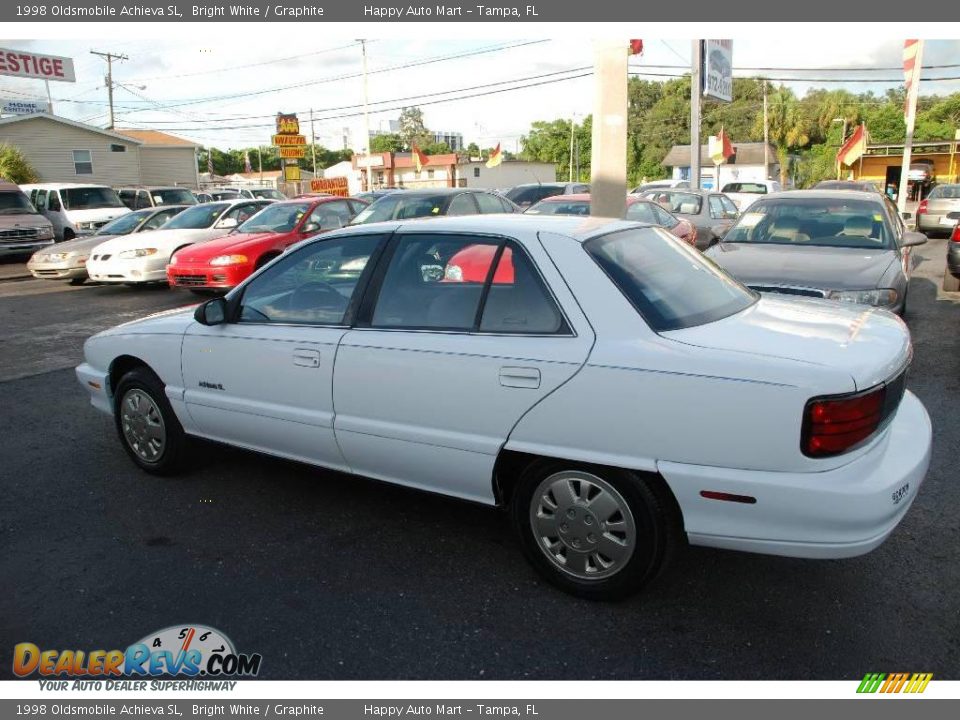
(901, 231, 927, 247)
(301, 221, 320, 234)
(216, 217, 238, 229)
(901, 211, 913, 221)
(194, 297, 228, 326)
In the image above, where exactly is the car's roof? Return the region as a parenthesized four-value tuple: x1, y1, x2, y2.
(510, 182, 572, 189)
(20, 182, 112, 189)
(116, 185, 192, 190)
(639, 187, 717, 197)
(387, 188, 489, 197)
(759, 189, 883, 202)
(335, 213, 644, 242)
(538, 193, 649, 204)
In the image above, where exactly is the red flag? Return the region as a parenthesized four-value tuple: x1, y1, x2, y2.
(903, 39, 921, 117)
(412, 144, 428, 173)
(837, 123, 868, 167)
(485, 143, 503, 169)
(628, 39, 643, 56)
(719, 126, 733, 160)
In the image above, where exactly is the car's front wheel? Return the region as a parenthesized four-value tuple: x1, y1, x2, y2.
(114, 367, 187, 475)
(511, 462, 680, 600)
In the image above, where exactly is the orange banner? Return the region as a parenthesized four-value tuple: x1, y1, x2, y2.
(310, 177, 350, 197)
(279, 147, 307, 159)
(272, 134, 306, 146)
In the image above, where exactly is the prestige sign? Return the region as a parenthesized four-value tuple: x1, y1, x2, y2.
(0, 48, 75, 82)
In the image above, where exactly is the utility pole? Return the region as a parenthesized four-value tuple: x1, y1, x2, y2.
(690, 40, 703, 190)
(589, 40, 627, 218)
(568, 113, 575, 182)
(763, 80, 770, 180)
(310, 108, 318, 176)
(357, 39, 371, 191)
(90, 49, 128, 129)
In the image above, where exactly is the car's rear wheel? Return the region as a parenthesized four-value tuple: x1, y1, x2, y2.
(511, 461, 680, 600)
(943, 268, 960, 292)
(114, 367, 187, 475)
(68, 277, 85, 286)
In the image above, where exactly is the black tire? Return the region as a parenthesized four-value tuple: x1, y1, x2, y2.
(511, 460, 681, 600)
(60, 230, 74, 242)
(68, 277, 86, 286)
(113, 367, 187, 475)
(944, 269, 960, 293)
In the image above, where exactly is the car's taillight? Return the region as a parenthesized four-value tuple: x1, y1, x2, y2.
(917, 199, 928, 215)
(802, 385, 886, 457)
(952, 224, 960, 242)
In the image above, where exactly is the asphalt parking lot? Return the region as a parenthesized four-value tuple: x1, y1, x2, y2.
(1, 242, 958, 681)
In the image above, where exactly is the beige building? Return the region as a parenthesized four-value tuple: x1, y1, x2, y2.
(0, 114, 199, 187)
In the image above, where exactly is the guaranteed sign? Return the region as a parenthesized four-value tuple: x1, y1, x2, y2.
(0, 48, 76, 82)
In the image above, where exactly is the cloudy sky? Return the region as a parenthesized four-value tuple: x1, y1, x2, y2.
(1, 37, 958, 152)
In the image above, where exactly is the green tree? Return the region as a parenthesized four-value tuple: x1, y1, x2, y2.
(0, 143, 39, 183)
(422, 141, 452, 155)
(370, 133, 403, 153)
(754, 86, 810, 185)
(398, 107, 432, 151)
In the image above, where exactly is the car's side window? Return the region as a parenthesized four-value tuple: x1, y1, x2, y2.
(35, 190, 47, 210)
(143, 210, 174, 230)
(323, 199, 355, 226)
(652, 205, 679, 228)
(369, 234, 566, 334)
(497, 196, 516, 213)
(479, 245, 565, 334)
(371, 234, 498, 330)
(625, 202, 657, 224)
(306, 204, 345, 232)
(475, 192, 505, 214)
(720, 196, 739, 217)
(708, 196, 725, 219)
(239, 235, 382, 326)
(137, 191, 152, 209)
(446, 194, 478, 216)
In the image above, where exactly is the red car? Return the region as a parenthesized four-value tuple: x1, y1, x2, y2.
(525, 193, 698, 246)
(167, 196, 367, 291)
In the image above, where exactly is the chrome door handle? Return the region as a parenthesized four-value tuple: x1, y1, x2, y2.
(499, 366, 541, 389)
(292, 348, 321, 368)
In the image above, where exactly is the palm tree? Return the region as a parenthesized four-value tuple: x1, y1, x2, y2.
(755, 87, 810, 186)
(0, 143, 39, 184)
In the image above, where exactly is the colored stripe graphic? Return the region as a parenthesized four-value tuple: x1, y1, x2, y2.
(857, 672, 931, 693)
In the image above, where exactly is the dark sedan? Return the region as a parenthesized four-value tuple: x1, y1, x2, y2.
(637, 188, 738, 249)
(350, 188, 519, 224)
(705, 190, 926, 315)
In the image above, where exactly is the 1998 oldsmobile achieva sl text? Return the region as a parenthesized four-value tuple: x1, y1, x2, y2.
(76, 215, 932, 599)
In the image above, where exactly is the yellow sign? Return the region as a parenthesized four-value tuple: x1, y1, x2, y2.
(279, 146, 307, 159)
(276, 113, 299, 135)
(310, 177, 350, 197)
(284, 165, 301, 182)
(273, 134, 306, 147)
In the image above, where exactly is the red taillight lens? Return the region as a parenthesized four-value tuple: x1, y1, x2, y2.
(952, 224, 960, 242)
(917, 199, 928, 215)
(803, 386, 886, 457)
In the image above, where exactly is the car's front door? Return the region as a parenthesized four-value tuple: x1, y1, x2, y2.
(181, 232, 386, 469)
(332, 231, 594, 504)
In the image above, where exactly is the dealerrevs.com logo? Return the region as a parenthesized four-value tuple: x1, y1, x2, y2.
(13, 625, 262, 685)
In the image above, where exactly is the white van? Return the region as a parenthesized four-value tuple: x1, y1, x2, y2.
(21, 183, 131, 241)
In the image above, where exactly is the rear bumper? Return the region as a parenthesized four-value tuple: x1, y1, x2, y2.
(659, 390, 931, 559)
(167, 262, 250, 289)
(917, 213, 958, 232)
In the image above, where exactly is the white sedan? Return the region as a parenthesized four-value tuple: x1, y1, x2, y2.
(85, 199, 273, 285)
(76, 215, 931, 599)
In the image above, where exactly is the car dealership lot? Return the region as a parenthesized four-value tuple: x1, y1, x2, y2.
(1, 242, 958, 680)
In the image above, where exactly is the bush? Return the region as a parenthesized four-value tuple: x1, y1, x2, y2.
(0, 143, 39, 184)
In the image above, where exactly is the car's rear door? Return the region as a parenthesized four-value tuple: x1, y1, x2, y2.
(331, 229, 594, 504)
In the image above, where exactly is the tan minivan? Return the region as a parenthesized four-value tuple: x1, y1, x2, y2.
(0, 179, 56, 259)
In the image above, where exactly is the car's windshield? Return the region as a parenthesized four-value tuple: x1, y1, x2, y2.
(0, 191, 38, 215)
(525, 200, 590, 216)
(928, 184, 960, 200)
(585, 227, 756, 332)
(96, 209, 152, 235)
(505, 185, 564, 206)
(351, 194, 448, 223)
(641, 191, 703, 215)
(238, 202, 310, 233)
(61, 187, 125, 210)
(151, 188, 197, 206)
(162, 202, 229, 230)
(250, 188, 286, 200)
(722, 198, 894, 249)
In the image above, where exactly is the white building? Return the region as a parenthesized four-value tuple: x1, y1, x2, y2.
(459, 160, 558, 190)
(662, 142, 782, 189)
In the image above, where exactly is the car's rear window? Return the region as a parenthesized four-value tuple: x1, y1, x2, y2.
(526, 200, 590, 216)
(641, 191, 703, 215)
(927, 184, 960, 200)
(584, 227, 756, 331)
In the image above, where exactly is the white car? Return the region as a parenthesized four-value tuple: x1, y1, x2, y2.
(76, 215, 932, 599)
(720, 180, 783, 211)
(86, 199, 273, 285)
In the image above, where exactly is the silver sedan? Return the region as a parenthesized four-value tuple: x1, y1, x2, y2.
(27, 205, 188, 284)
